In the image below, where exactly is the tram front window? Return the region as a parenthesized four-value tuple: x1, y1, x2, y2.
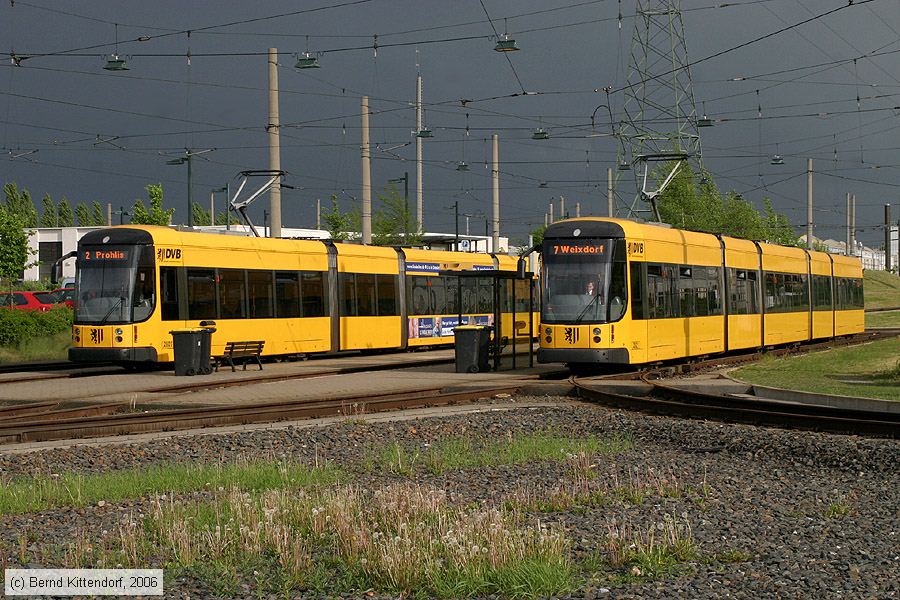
(541, 238, 626, 324)
(75, 245, 155, 324)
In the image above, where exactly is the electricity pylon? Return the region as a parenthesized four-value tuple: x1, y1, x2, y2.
(617, 0, 703, 221)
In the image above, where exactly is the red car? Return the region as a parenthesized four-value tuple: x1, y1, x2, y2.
(51, 287, 75, 308)
(0, 291, 57, 312)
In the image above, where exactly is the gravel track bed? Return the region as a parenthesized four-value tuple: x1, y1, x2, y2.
(1, 398, 898, 599)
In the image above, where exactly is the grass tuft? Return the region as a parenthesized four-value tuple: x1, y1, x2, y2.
(366, 432, 633, 477)
(110, 483, 576, 598)
(0, 459, 344, 515)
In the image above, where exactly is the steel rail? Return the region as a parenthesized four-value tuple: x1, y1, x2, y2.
(572, 377, 898, 438)
(0, 385, 522, 445)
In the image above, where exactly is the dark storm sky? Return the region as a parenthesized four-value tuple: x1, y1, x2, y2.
(1, 0, 899, 247)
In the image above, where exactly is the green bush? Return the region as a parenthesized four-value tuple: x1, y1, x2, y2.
(0, 279, 56, 292)
(0, 306, 73, 347)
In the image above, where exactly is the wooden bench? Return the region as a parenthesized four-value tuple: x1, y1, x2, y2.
(215, 341, 265, 372)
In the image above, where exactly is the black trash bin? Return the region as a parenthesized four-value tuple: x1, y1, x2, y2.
(170, 328, 213, 376)
(453, 325, 491, 373)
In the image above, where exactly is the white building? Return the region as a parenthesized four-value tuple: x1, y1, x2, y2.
(25, 225, 509, 282)
(800, 234, 892, 271)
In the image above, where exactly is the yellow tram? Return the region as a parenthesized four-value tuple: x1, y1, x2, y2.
(68, 226, 536, 365)
(538, 218, 864, 368)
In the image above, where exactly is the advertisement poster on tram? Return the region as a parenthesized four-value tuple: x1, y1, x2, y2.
(407, 315, 494, 339)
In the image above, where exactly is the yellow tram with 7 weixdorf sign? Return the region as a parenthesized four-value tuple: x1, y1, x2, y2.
(69, 226, 536, 366)
(538, 218, 864, 369)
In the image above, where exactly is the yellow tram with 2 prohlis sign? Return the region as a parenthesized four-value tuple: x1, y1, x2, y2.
(68, 226, 537, 366)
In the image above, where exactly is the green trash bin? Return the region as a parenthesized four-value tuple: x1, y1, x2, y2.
(454, 325, 491, 373)
(170, 329, 213, 376)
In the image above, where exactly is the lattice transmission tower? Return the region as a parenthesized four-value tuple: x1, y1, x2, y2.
(616, 0, 703, 221)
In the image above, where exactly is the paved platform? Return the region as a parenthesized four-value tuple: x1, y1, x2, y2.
(0, 348, 566, 408)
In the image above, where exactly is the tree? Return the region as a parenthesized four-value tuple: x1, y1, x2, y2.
(372, 184, 422, 246)
(0, 210, 37, 287)
(654, 164, 798, 244)
(191, 202, 211, 226)
(75, 202, 92, 226)
(90, 201, 106, 226)
(40, 194, 58, 227)
(3, 182, 38, 227)
(215, 210, 239, 226)
(720, 192, 766, 240)
(131, 184, 174, 226)
(321, 195, 358, 241)
(761, 197, 800, 246)
(57, 198, 74, 226)
(528, 224, 546, 247)
(656, 164, 723, 233)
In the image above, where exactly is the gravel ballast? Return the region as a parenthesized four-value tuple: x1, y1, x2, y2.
(1, 397, 897, 599)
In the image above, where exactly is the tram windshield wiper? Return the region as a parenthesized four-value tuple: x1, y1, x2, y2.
(574, 293, 602, 324)
(98, 296, 126, 325)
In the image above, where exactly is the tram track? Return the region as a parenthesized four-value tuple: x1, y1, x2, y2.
(571, 329, 900, 438)
(572, 375, 898, 437)
(0, 384, 524, 445)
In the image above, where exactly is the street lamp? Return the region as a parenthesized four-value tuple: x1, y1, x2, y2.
(211, 185, 228, 229)
(388, 172, 411, 236)
(165, 148, 214, 227)
(445, 201, 460, 251)
(113, 206, 130, 225)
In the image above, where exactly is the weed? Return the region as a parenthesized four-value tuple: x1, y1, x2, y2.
(824, 502, 851, 519)
(714, 549, 751, 563)
(121, 482, 575, 598)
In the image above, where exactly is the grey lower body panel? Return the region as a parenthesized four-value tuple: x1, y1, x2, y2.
(537, 347, 631, 364)
(69, 347, 158, 363)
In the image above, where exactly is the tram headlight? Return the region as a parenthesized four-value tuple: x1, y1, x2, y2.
(544, 327, 551, 335)
(592, 327, 601, 335)
(593, 336, 601, 343)
(115, 336, 123, 343)
(115, 328, 123, 336)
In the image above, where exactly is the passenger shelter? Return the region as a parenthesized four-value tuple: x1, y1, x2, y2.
(440, 262, 536, 371)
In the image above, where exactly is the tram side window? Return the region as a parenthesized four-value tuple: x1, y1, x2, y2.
(764, 272, 780, 313)
(728, 269, 758, 315)
(706, 267, 723, 315)
(160, 267, 180, 321)
(431, 276, 447, 315)
(678, 267, 695, 317)
(835, 278, 847, 310)
(248, 270, 274, 319)
(340, 273, 357, 316)
(836, 277, 864, 310)
(851, 278, 864, 309)
(630, 263, 645, 320)
(461, 278, 477, 314)
(377, 274, 398, 316)
(218, 269, 246, 319)
(187, 268, 216, 320)
(647, 264, 677, 319)
(354, 274, 376, 316)
(446, 277, 459, 314)
(786, 274, 808, 311)
(812, 275, 832, 311)
(301, 271, 327, 317)
(275, 272, 301, 318)
(514, 279, 531, 314)
(746, 271, 759, 314)
(475, 278, 491, 313)
(408, 276, 431, 316)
